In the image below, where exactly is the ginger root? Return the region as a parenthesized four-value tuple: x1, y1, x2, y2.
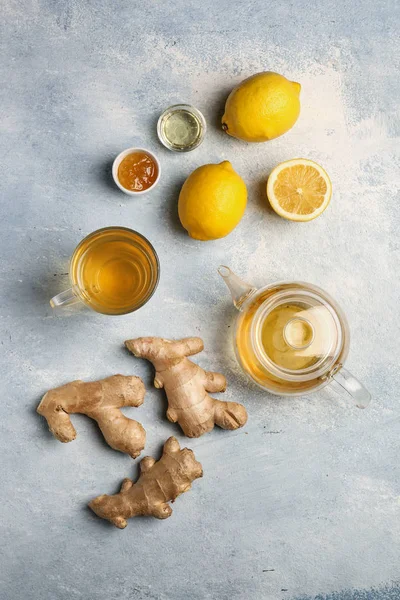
(89, 436, 202, 528)
(37, 375, 146, 459)
(125, 337, 248, 438)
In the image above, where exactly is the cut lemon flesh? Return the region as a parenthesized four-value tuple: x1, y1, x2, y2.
(267, 159, 332, 221)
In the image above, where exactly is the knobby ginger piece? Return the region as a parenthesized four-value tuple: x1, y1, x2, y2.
(125, 337, 248, 438)
(89, 436, 203, 528)
(37, 375, 146, 459)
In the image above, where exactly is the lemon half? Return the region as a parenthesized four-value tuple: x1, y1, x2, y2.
(267, 159, 332, 221)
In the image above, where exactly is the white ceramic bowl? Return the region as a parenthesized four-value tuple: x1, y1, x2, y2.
(112, 147, 161, 196)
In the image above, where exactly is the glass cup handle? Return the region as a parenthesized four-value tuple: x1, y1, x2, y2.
(50, 286, 80, 309)
(330, 366, 371, 409)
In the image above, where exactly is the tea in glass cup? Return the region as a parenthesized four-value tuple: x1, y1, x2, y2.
(50, 227, 160, 315)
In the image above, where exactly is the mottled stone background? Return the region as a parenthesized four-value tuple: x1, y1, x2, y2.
(0, 1, 399, 599)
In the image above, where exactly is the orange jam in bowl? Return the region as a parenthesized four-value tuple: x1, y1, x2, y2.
(113, 148, 160, 195)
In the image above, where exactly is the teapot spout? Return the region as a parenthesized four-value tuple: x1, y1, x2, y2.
(218, 266, 257, 311)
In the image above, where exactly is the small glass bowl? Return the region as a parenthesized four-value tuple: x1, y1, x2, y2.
(157, 104, 206, 152)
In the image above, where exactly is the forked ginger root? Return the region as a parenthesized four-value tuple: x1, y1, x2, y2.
(125, 337, 248, 438)
(89, 436, 203, 528)
(37, 375, 146, 459)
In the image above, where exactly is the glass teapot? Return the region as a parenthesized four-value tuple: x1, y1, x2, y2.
(218, 266, 371, 408)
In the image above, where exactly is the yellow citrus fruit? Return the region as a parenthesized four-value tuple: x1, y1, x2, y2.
(178, 161, 247, 241)
(222, 71, 301, 142)
(266, 158, 332, 222)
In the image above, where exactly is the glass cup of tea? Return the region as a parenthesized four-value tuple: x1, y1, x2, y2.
(50, 227, 160, 315)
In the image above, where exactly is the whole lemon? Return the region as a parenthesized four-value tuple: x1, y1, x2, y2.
(178, 161, 247, 241)
(222, 71, 301, 142)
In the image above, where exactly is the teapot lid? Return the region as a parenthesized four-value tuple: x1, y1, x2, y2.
(252, 283, 348, 382)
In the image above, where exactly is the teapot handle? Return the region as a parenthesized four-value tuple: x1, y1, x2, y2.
(330, 366, 371, 409)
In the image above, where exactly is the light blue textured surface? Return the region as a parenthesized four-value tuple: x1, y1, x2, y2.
(1, 1, 399, 599)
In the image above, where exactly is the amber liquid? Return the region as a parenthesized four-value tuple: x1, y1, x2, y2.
(235, 286, 346, 395)
(260, 303, 320, 371)
(70, 228, 159, 315)
(118, 151, 158, 192)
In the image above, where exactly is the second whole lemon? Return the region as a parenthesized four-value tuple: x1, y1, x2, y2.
(222, 71, 301, 142)
(178, 161, 247, 241)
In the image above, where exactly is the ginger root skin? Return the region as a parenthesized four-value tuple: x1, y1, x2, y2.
(37, 375, 146, 459)
(125, 337, 248, 438)
(89, 436, 203, 528)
